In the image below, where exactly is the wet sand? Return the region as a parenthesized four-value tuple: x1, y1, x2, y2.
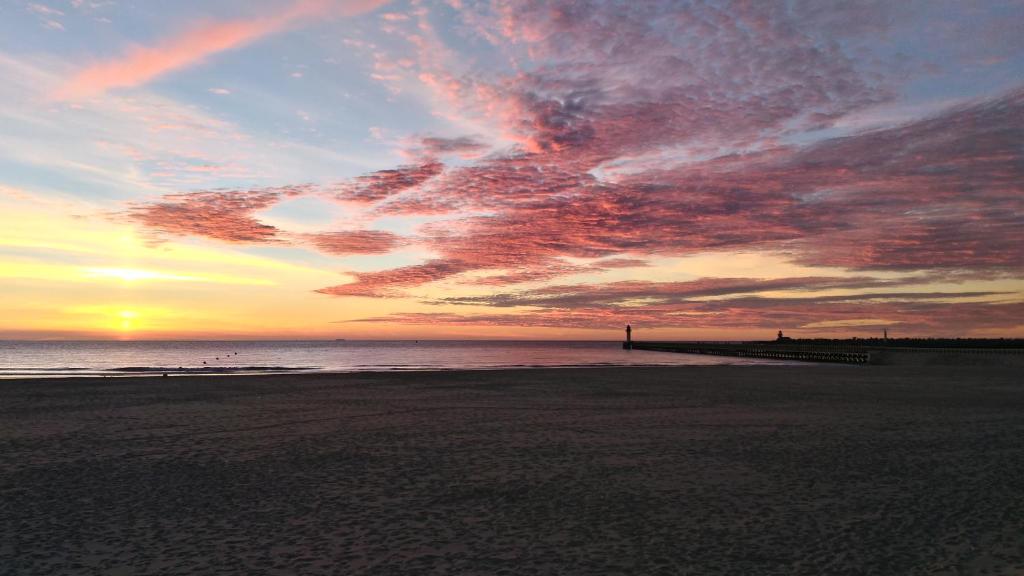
(1, 366, 1022, 575)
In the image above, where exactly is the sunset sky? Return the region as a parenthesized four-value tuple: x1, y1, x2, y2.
(1, 0, 1022, 340)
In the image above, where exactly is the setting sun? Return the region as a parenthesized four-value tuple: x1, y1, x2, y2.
(117, 310, 137, 332)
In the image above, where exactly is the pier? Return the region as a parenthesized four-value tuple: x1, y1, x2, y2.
(626, 339, 1024, 366)
(628, 341, 872, 364)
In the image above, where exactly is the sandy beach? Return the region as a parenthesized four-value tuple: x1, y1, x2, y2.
(1, 365, 1022, 575)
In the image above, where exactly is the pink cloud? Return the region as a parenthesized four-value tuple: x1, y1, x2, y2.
(592, 258, 649, 269)
(313, 87, 1023, 298)
(304, 230, 405, 255)
(124, 186, 413, 258)
(332, 161, 444, 203)
(426, 0, 894, 161)
(457, 258, 649, 287)
(463, 262, 589, 287)
(434, 276, 933, 309)
(415, 135, 489, 158)
(122, 75, 1016, 302)
(125, 185, 309, 243)
(54, 0, 389, 99)
(348, 297, 1023, 335)
(316, 259, 471, 297)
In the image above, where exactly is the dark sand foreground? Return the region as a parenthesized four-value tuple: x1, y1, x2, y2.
(1, 366, 1023, 575)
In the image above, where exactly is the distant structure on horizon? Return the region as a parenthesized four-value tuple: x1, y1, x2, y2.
(776, 330, 792, 342)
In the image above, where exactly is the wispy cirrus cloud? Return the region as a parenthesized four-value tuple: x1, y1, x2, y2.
(348, 298, 1023, 335)
(433, 276, 927, 309)
(27, 2, 66, 30)
(53, 0, 390, 100)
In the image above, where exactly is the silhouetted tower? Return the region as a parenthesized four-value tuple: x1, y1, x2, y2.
(884, 328, 888, 340)
(778, 330, 784, 341)
(624, 324, 633, 350)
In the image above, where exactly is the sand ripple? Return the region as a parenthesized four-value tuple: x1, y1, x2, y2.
(1, 366, 1022, 575)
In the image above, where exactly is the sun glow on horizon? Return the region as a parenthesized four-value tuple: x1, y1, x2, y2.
(84, 268, 199, 283)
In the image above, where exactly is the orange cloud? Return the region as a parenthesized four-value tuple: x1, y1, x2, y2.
(54, 0, 389, 100)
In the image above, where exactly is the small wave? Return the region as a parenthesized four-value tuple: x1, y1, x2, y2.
(0, 371, 113, 378)
(108, 366, 319, 373)
(0, 367, 90, 372)
(0, 366, 323, 379)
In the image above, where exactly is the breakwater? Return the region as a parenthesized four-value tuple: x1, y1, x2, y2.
(626, 341, 1024, 366)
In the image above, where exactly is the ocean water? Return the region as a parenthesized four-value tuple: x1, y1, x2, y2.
(0, 340, 790, 378)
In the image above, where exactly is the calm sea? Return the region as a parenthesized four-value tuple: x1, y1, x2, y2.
(0, 340, 790, 378)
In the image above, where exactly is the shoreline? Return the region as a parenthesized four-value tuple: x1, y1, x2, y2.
(0, 361, 811, 381)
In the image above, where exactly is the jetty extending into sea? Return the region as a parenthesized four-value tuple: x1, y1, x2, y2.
(625, 337, 1024, 366)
